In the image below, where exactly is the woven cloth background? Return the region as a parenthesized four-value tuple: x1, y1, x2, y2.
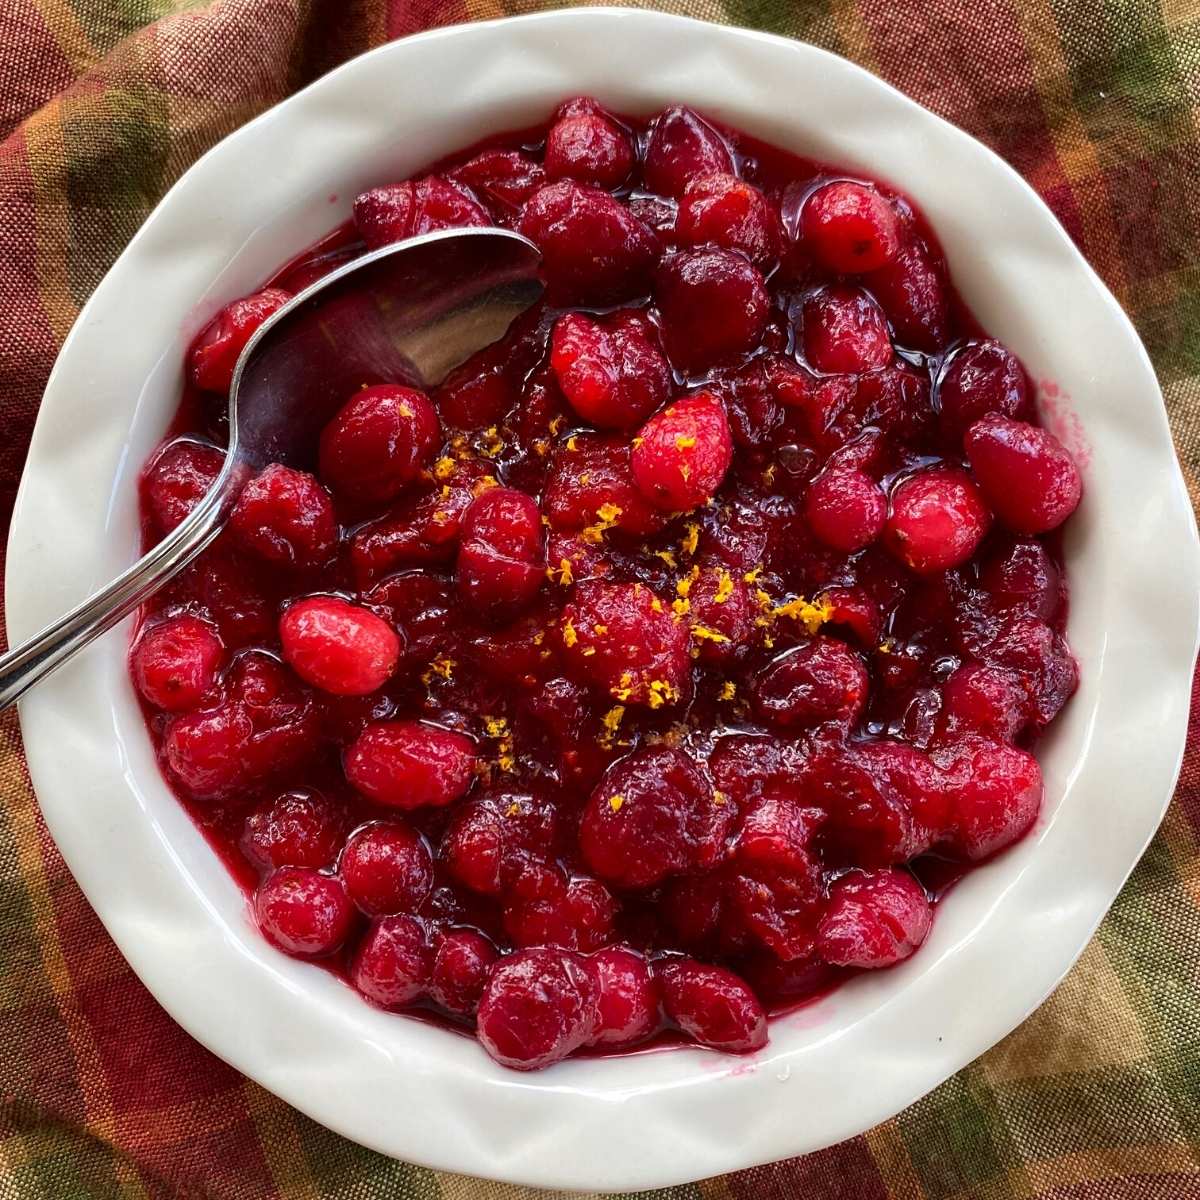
(1, 2, 1198, 1197)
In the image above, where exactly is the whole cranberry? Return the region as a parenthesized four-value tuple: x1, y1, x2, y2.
(428, 928, 497, 1016)
(801, 181, 901, 274)
(518, 180, 658, 304)
(865, 240, 949, 352)
(188, 288, 290, 394)
(819, 586, 883, 646)
(655, 249, 769, 371)
(503, 876, 616, 952)
(802, 285, 892, 374)
(938, 663, 1029, 743)
(255, 867, 353, 958)
(544, 101, 634, 188)
(804, 469, 886, 552)
(225, 650, 320, 780)
(816, 869, 932, 968)
(589, 946, 661, 1047)
(230, 464, 337, 568)
(162, 703, 252, 796)
(340, 821, 434, 916)
(476, 948, 599, 1070)
(242, 789, 346, 872)
(442, 789, 560, 897)
(544, 434, 666, 536)
(580, 746, 730, 889)
(352, 176, 488, 249)
(131, 614, 224, 711)
(883, 469, 991, 574)
(550, 312, 671, 430)
(656, 959, 766, 1053)
(142, 439, 225, 535)
(350, 914, 430, 1007)
(752, 638, 869, 729)
(631, 392, 734, 511)
(980, 539, 1061, 619)
(279, 597, 400, 696)
(344, 720, 476, 809)
(318, 384, 440, 506)
(456, 487, 544, 617)
(939, 341, 1030, 442)
(728, 862, 822, 961)
(686, 563, 756, 664)
(675, 173, 781, 267)
(643, 105, 735, 197)
(964, 414, 1082, 534)
(736, 798, 824, 875)
(450, 149, 546, 211)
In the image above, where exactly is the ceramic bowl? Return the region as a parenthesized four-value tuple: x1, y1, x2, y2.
(7, 9, 1198, 1191)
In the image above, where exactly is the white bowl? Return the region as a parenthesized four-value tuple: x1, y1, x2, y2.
(7, 9, 1198, 1191)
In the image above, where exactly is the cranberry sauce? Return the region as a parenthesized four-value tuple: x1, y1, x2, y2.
(130, 98, 1081, 1070)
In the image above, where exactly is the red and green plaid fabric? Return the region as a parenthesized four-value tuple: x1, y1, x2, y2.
(1, 2, 1198, 1197)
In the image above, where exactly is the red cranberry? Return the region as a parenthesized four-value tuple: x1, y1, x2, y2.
(162, 703, 252, 796)
(428, 928, 497, 1016)
(560, 581, 691, 707)
(188, 288, 290, 394)
(143, 440, 225, 535)
(242, 789, 346, 872)
(279, 597, 400, 696)
(686, 563, 756, 664)
(451, 150, 546, 212)
(964, 414, 1082, 534)
(442, 789, 559, 897)
(939, 663, 1028, 742)
(631, 392, 733, 511)
(476, 948, 599, 1069)
(728, 862, 822, 961)
(655, 249, 769, 371)
(643, 105, 734, 197)
(817, 869, 932, 968)
(230, 465, 337, 568)
(350, 914, 430, 1007)
(352, 176, 488, 249)
(656, 959, 766, 1053)
(518, 180, 658, 304)
(740, 952, 837, 1007)
(802, 285, 892, 374)
(865, 240, 949, 352)
(676, 173, 781, 267)
(980, 539, 1061, 619)
(736, 798, 824, 876)
(804, 469, 886, 552)
(802, 181, 901, 274)
(225, 651, 319, 780)
(550, 311, 670, 430)
(820, 586, 883, 646)
(581, 746, 730, 889)
(131, 615, 224, 711)
(345, 720, 476, 809)
(456, 487, 544, 617)
(884, 469, 990, 574)
(340, 821, 434, 916)
(504, 875, 616, 952)
(318, 385, 440, 506)
(544, 434, 666, 536)
(255, 867, 353, 959)
(589, 946, 660, 1047)
(544, 103, 634, 188)
(753, 638, 869, 729)
(939, 341, 1030, 442)
(709, 733, 808, 811)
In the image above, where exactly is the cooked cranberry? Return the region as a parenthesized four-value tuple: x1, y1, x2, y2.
(442, 789, 560, 897)
(504, 875, 616, 951)
(643, 105, 734, 197)
(884, 469, 990, 574)
(131, 614, 223, 711)
(657, 959, 766, 1053)
(820, 586, 883, 646)
(544, 434, 665, 536)
(631, 392, 733, 511)
(225, 651, 319, 781)
(456, 487, 544, 617)
(518, 180, 658, 304)
(589, 946, 660, 1047)
(545, 104, 633, 188)
(965, 415, 1082, 534)
(428, 928, 497, 1016)
(352, 176, 488, 249)
(939, 341, 1030, 442)
(581, 747, 729, 888)
(279, 597, 400, 696)
(687, 563, 756, 664)
(802, 285, 892, 374)
(676, 173, 781, 267)
(560, 581, 690, 707)
(978, 616, 1078, 730)
(817, 869, 932, 968)
(550, 311, 670, 430)
(939, 663, 1028, 742)
(255, 867, 353, 958)
(188, 288, 290, 394)
(143, 440, 225, 535)
(865, 240, 949, 352)
(709, 733, 808, 811)
(736, 798, 824, 875)
(340, 821, 434, 916)
(655, 249, 768, 371)
(804, 469, 886, 552)
(162, 703, 252, 796)
(242, 789, 346, 871)
(753, 638, 868, 729)
(980, 539, 1061, 619)
(476, 948, 598, 1069)
(318, 385, 440, 506)
(229, 465, 336, 568)
(740, 952, 837, 1007)
(802, 181, 900, 274)
(451, 149, 546, 211)
(728, 862, 822, 961)
(350, 914, 430, 1007)
(345, 720, 476, 809)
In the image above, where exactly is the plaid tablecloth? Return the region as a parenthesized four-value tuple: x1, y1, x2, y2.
(1, 2, 1198, 1197)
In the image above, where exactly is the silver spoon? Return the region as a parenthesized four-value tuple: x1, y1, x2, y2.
(0, 226, 544, 708)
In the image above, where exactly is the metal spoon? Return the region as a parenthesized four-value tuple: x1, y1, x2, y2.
(0, 226, 544, 708)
